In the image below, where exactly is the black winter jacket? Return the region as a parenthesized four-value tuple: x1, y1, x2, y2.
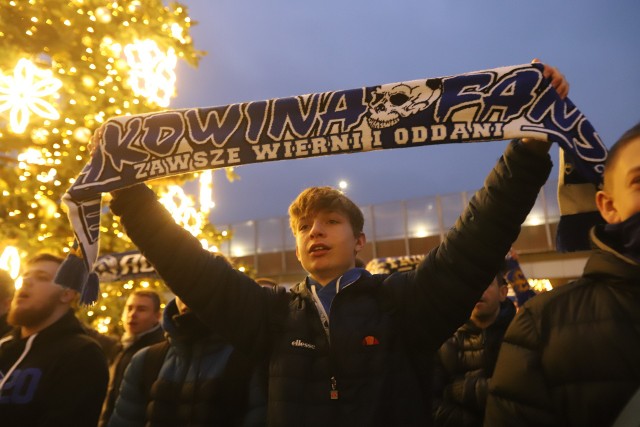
(0, 309, 109, 427)
(484, 226, 640, 427)
(432, 299, 516, 427)
(100, 323, 165, 426)
(111, 140, 551, 427)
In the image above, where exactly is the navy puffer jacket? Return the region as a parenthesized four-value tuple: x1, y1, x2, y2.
(108, 299, 266, 427)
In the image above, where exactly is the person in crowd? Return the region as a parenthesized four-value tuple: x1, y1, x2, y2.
(99, 289, 165, 426)
(0, 253, 109, 426)
(107, 63, 566, 427)
(484, 122, 640, 427)
(0, 269, 15, 337)
(432, 270, 515, 427)
(108, 295, 266, 426)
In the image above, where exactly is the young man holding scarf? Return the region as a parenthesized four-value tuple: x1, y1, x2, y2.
(484, 122, 640, 427)
(108, 63, 567, 427)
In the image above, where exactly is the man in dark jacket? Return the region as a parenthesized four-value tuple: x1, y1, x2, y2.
(109, 64, 566, 427)
(432, 273, 515, 427)
(99, 289, 165, 426)
(109, 296, 266, 426)
(484, 122, 640, 427)
(0, 253, 109, 427)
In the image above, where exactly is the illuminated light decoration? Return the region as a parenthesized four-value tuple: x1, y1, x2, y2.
(31, 127, 50, 144)
(73, 126, 92, 142)
(0, 246, 21, 280)
(414, 228, 429, 238)
(233, 247, 245, 258)
(123, 40, 177, 107)
(158, 185, 204, 237)
(36, 168, 57, 183)
(95, 317, 111, 334)
(81, 74, 96, 88)
(37, 195, 59, 218)
(170, 22, 187, 43)
(18, 147, 46, 166)
(528, 278, 553, 292)
(0, 58, 63, 134)
(200, 239, 209, 250)
(127, 1, 142, 13)
(199, 170, 215, 213)
(94, 6, 112, 24)
(524, 214, 544, 226)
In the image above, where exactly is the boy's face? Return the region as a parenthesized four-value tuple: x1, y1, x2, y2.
(294, 209, 365, 286)
(597, 137, 640, 224)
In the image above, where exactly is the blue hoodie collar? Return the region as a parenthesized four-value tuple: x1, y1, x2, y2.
(307, 267, 370, 314)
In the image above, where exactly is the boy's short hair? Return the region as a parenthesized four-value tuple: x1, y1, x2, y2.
(0, 269, 15, 300)
(130, 289, 161, 313)
(603, 121, 640, 190)
(288, 186, 364, 237)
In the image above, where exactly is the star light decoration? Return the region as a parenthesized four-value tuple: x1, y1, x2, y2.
(124, 40, 178, 107)
(0, 58, 62, 134)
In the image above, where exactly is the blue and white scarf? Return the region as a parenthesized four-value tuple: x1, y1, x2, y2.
(60, 63, 607, 303)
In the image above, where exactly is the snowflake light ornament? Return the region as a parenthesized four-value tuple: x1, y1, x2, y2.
(124, 40, 177, 107)
(0, 59, 62, 134)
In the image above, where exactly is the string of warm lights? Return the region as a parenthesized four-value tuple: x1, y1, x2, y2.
(528, 278, 554, 293)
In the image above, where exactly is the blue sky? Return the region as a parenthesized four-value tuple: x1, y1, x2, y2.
(172, 0, 640, 225)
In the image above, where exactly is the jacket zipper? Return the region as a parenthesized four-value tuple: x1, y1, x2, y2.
(310, 272, 362, 401)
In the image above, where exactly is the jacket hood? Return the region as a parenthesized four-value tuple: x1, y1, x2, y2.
(587, 227, 640, 282)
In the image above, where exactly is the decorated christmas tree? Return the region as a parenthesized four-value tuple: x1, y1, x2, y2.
(0, 0, 234, 334)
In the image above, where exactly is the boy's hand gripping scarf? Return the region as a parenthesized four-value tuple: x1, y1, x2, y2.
(59, 63, 607, 303)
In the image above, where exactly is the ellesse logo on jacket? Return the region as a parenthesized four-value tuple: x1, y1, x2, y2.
(291, 339, 316, 350)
